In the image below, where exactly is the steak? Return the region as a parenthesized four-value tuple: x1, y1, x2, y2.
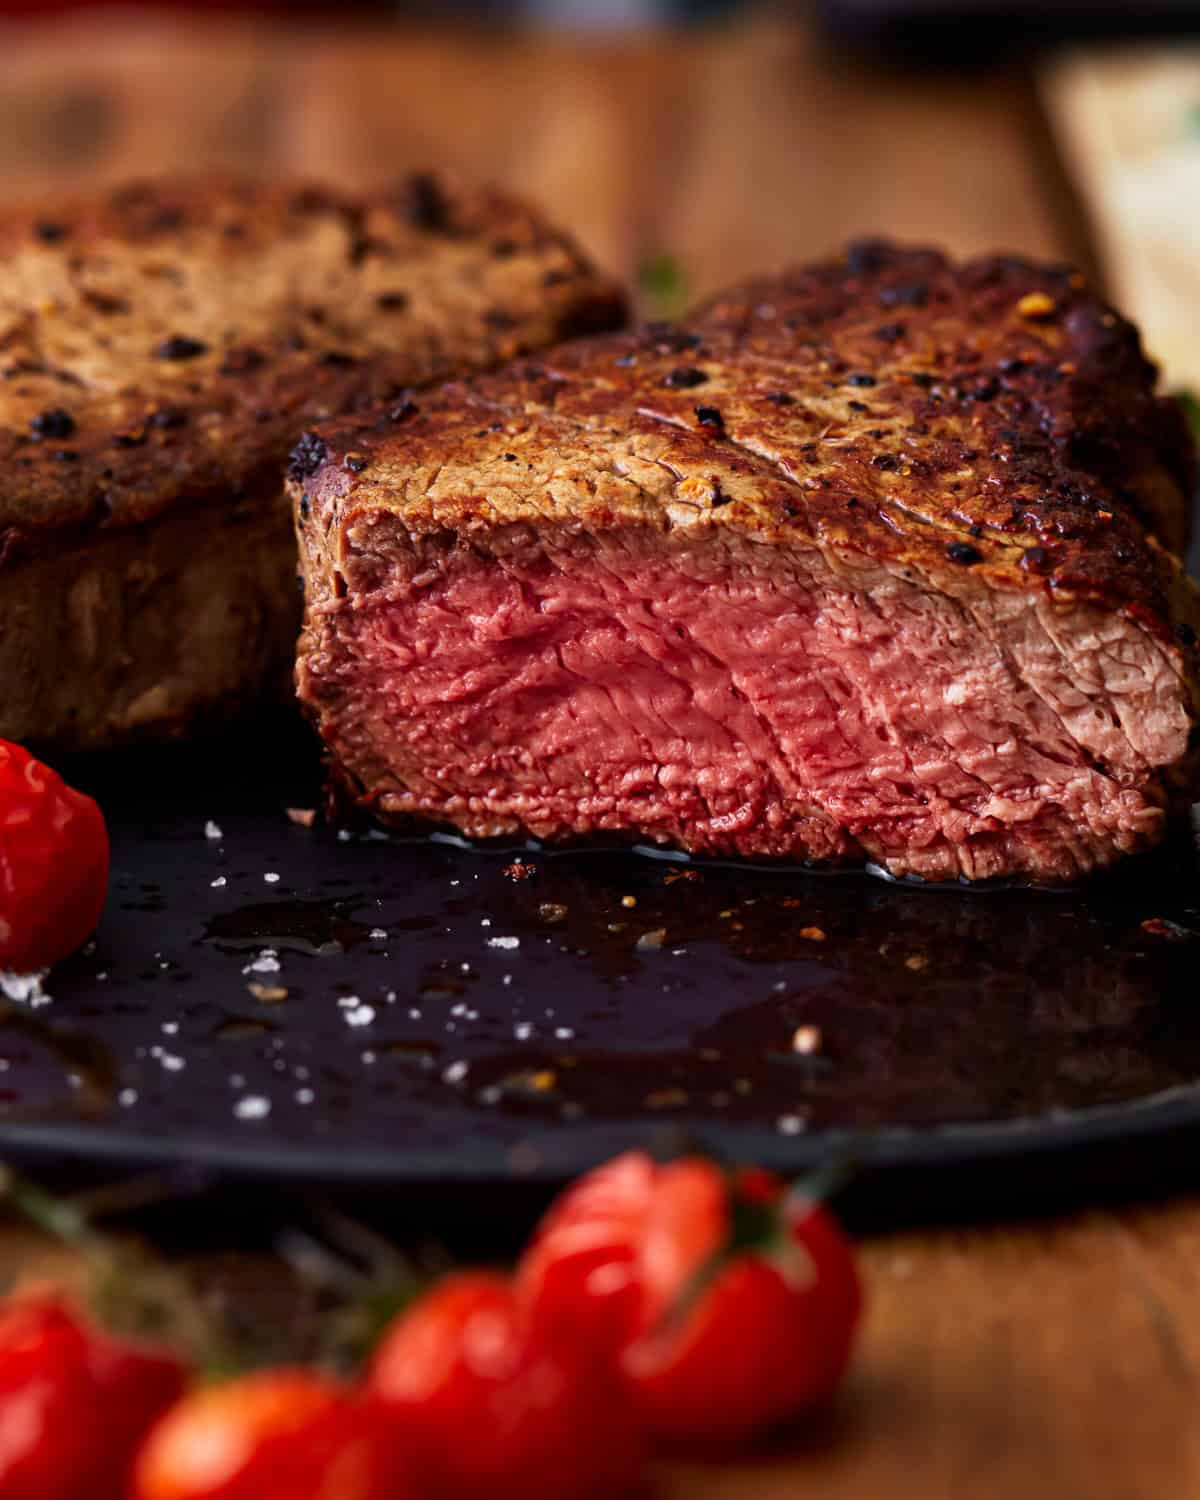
(0, 175, 624, 750)
(293, 242, 1200, 883)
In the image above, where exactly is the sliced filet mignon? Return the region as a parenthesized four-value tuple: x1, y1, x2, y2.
(293, 243, 1200, 883)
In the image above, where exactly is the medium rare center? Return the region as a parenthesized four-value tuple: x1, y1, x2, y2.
(311, 520, 1186, 882)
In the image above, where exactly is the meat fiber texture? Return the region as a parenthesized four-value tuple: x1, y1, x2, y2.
(0, 175, 625, 750)
(293, 241, 1200, 883)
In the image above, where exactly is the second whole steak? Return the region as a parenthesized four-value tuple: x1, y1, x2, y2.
(0, 174, 624, 751)
(292, 243, 1200, 884)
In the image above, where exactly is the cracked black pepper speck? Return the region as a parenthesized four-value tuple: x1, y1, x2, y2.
(663, 366, 708, 389)
(155, 335, 209, 361)
(30, 408, 76, 441)
(288, 431, 329, 482)
(401, 172, 451, 234)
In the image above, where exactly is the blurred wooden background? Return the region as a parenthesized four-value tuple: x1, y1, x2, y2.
(4, 9, 1200, 1498)
(0, 8, 1089, 302)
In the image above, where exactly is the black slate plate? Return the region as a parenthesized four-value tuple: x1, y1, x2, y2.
(2, 717, 1200, 1228)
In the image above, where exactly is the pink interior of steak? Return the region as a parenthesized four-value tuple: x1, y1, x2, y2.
(308, 522, 1192, 882)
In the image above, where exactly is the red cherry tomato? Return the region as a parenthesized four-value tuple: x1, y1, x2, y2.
(368, 1271, 647, 1500)
(0, 1293, 187, 1500)
(134, 1368, 403, 1500)
(518, 1151, 863, 1447)
(517, 1149, 656, 1360)
(0, 740, 109, 973)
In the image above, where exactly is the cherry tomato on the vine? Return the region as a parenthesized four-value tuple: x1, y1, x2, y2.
(518, 1151, 863, 1447)
(0, 1292, 187, 1500)
(369, 1270, 647, 1500)
(134, 1367, 405, 1500)
(0, 740, 108, 973)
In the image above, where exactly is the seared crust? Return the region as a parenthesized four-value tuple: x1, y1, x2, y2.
(297, 241, 1200, 687)
(0, 174, 625, 562)
(693, 242, 1197, 563)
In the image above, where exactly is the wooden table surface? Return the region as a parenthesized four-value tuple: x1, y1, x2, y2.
(2, 11, 1198, 1496)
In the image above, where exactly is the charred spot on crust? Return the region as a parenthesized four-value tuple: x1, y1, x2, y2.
(694, 405, 724, 430)
(846, 239, 893, 275)
(663, 366, 708, 389)
(946, 541, 983, 565)
(955, 375, 1000, 403)
(150, 405, 188, 428)
(82, 289, 131, 316)
(348, 233, 380, 268)
(879, 281, 929, 308)
(30, 408, 76, 440)
(344, 452, 370, 473)
(376, 291, 409, 311)
(33, 220, 68, 244)
(400, 172, 452, 234)
(155, 334, 209, 361)
(288, 430, 329, 482)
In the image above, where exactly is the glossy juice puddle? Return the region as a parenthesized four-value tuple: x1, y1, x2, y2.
(2, 724, 1198, 1181)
